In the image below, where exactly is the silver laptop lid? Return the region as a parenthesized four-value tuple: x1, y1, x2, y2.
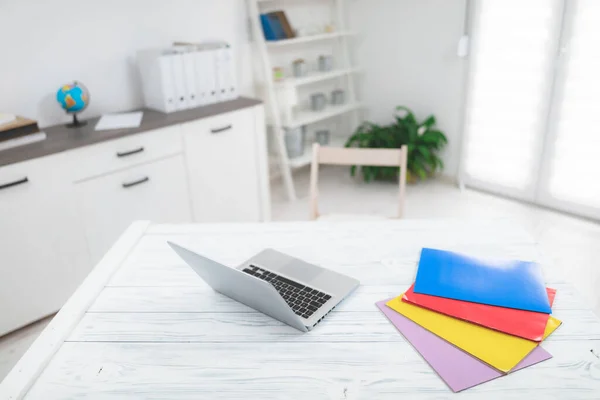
(168, 242, 308, 332)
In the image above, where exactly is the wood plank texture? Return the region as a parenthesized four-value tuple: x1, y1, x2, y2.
(0, 221, 150, 400)
(8, 220, 600, 398)
(68, 309, 600, 343)
(24, 341, 600, 399)
(87, 283, 589, 313)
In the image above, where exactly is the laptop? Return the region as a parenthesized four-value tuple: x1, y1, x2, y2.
(168, 242, 360, 332)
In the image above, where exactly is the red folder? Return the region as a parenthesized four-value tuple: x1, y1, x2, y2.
(402, 284, 556, 342)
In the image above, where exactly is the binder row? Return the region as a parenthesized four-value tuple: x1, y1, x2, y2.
(138, 44, 238, 114)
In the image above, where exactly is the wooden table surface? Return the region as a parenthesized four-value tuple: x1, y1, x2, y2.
(2, 220, 600, 399)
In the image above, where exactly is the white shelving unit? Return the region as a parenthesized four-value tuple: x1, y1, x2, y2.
(275, 66, 361, 88)
(265, 31, 356, 48)
(288, 102, 362, 129)
(248, 0, 363, 200)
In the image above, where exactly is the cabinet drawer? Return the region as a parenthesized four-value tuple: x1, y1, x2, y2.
(0, 155, 90, 335)
(182, 108, 262, 222)
(76, 155, 192, 263)
(71, 125, 183, 181)
(0, 153, 66, 186)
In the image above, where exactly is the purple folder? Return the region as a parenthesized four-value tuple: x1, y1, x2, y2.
(376, 299, 552, 392)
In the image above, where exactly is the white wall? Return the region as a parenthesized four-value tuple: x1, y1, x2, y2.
(348, 0, 468, 177)
(1, 0, 468, 176)
(0, 0, 254, 127)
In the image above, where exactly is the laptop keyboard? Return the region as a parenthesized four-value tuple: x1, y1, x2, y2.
(242, 265, 332, 319)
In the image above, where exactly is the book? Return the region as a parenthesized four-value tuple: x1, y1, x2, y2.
(0, 132, 46, 152)
(260, 13, 289, 41)
(0, 116, 40, 142)
(260, 14, 278, 41)
(0, 113, 16, 126)
(268, 11, 295, 38)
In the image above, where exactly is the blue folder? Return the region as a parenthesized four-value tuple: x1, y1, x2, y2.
(413, 248, 552, 314)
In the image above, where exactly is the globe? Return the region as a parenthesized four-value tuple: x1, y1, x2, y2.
(56, 81, 90, 127)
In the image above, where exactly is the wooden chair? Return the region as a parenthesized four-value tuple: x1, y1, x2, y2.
(309, 143, 408, 220)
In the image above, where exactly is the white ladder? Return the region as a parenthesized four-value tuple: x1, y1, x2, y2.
(248, 0, 362, 201)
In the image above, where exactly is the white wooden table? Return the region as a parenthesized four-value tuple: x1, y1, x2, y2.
(2, 220, 600, 399)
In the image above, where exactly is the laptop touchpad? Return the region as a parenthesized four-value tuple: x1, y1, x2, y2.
(280, 260, 322, 284)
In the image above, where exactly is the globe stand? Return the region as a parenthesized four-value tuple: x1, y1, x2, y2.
(66, 113, 87, 128)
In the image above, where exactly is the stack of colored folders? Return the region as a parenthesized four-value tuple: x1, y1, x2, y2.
(376, 248, 562, 392)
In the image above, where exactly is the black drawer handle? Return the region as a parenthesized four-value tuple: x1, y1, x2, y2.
(122, 176, 149, 188)
(117, 147, 145, 158)
(0, 177, 29, 191)
(211, 125, 232, 134)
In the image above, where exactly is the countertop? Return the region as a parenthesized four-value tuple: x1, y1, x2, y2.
(0, 97, 262, 168)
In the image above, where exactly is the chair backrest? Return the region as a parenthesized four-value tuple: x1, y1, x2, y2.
(309, 143, 408, 220)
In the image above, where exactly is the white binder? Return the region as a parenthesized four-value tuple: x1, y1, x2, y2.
(182, 51, 199, 109)
(137, 49, 177, 113)
(216, 46, 238, 101)
(196, 49, 219, 105)
(226, 47, 239, 100)
(193, 50, 207, 106)
(170, 53, 188, 110)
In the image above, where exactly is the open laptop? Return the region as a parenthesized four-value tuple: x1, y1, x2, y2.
(168, 242, 360, 332)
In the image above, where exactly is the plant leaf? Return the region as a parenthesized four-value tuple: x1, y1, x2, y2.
(420, 115, 436, 129)
(395, 106, 416, 121)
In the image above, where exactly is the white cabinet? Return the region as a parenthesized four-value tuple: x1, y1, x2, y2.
(0, 155, 90, 336)
(76, 155, 192, 264)
(0, 102, 269, 335)
(183, 106, 270, 222)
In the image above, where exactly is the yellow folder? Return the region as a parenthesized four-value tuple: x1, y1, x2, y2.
(386, 295, 562, 372)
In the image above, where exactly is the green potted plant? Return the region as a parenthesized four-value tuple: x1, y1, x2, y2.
(345, 106, 448, 182)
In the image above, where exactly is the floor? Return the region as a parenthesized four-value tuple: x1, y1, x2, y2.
(1, 166, 599, 383)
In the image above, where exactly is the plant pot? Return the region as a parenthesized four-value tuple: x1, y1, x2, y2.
(315, 130, 330, 145)
(284, 126, 306, 159)
(292, 60, 308, 77)
(310, 93, 327, 111)
(318, 55, 333, 72)
(331, 89, 345, 105)
(406, 171, 418, 184)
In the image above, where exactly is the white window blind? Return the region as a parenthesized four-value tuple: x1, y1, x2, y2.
(545, 0, 600, 210)
(463, 0, 561, 193)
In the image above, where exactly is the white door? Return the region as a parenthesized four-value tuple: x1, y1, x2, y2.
(460, 0, 564, 201)
(182, 109, 262, 222)
(462, 0, 600, 220)
(537, 0, 600, 220)
(0, 155, 90, 335)
(76, 156, 192, 263)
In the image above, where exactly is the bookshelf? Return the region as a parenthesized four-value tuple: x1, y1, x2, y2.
(248, 0, 363, 201)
